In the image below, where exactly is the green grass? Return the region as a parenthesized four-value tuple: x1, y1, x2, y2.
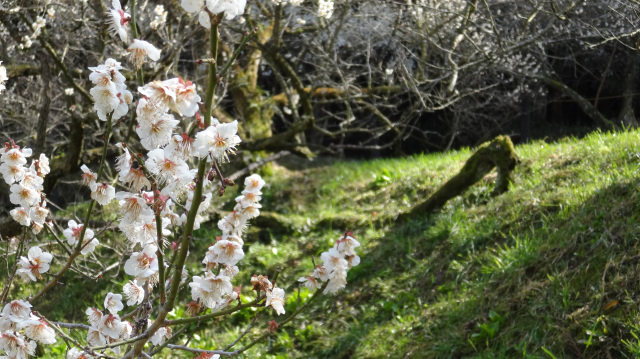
(27, 129, 640, 358)
(231, 130, 640, 358)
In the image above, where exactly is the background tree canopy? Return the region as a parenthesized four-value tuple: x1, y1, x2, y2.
(0, 0, 638, 213)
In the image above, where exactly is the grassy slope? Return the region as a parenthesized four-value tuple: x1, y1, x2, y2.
(238, 130, 640, 359)
(30, 130, 640, 358)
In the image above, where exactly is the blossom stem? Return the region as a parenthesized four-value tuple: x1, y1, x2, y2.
(235, 282, 329, 354)
(164, 297, 261, 326)
(0, 229, 26, 305)
(39, 315, 116, 359)
(217, 29, 256, 80)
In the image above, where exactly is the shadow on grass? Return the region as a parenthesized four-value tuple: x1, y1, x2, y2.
(311, 176, 640, 359)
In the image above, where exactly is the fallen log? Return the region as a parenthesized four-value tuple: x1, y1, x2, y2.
(398, 135, 518, 221)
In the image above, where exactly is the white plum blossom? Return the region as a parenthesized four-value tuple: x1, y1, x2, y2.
(2, 300, 32, 324)
(145, 148, 190, 185)
(265, 287, 286, 315)
(90, 182, 116, 205)
(244, 173, 265, 192)
(67, 348, 95, 359)
(2, 147, 31, 167)
(0, 61, 6, 93)
(0, 332, 36, 358)
(150, 326, 171, 345)
(150, 5, 168, 30)
(63, 220, 94, 246)
(182, 0, 246, 26)
(117, 192, 153, 224)
(124, 244, 160, 282)
(298, 276, 320, 290)
(193, 120, 241, 161)
(127, 39, 161, 69)
(114, 143, 132, 176)
(136, 112, 180, 150)
(80, 238, 100, 255)
(318, 0, 334, 18)
(189, 271, 233, 308)
(34, 153, 50, 176)
(80, 164, 97, 187)
(20, 315, 56, 344)
(120, 167, 151, 191)
(335, 234, 360, 256)
(182, 0, 204, 13)
(29, 202, 48, 225)
(108, 0, 130, 42)
(16, 247, 53, 282)
(123, 280, 145, 306)
(85, 307, 103, 328)
(164, 78, 201, 117)
(205, 0, 247, 20)
(9, 183, 39, 208)
(104, 293, 124, 314)
(90, 82, 120, 121)
(209, 238, 244, 266)
(166, 133, 195, 160)
(10, 207, 31, 227)
(0, 162, 26, 184)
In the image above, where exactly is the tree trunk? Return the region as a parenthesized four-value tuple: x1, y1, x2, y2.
(618, 48, 639, 128)
(398, 135, 519, 221)
(536, 75, 618, 131)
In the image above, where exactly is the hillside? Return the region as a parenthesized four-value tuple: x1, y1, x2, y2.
(226, 130, 640, 358)
(34, 130, 640, 358)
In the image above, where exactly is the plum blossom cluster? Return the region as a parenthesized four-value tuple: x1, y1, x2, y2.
(190, 175, 266, 311)
(88, 58, 132, 122)
(85, 293, 132, 355)
(181, 0, 247, 27)
(18, 15, 46, 49)
(2, 141, 50, 234)
(251, 275, 285, 315)
(317, 0, 334, 19)
(299, 232, 360, 294)
(0, 300, 56, 358)
(150, 5, 168, 30)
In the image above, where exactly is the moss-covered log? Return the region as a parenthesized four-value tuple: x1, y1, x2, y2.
(399, 135, 518, 221)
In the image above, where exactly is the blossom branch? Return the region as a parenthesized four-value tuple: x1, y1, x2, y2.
(29, 115, 113, 303)
(165, 345, 236, 356)
(0, 229, 26, 305)
(38, 315, 115, 359)
(164, 297, 262, 326)
(125, 16, 222, 358)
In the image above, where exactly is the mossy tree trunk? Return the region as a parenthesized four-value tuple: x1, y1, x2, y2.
(618, 46, 639, 128)
(399, 135, 519, 221)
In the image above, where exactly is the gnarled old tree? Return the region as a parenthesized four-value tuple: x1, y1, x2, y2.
(1, 0, 640, 234)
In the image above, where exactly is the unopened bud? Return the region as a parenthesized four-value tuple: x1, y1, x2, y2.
(223, 178, 235, 186)
(207, 170, 216, 181)
(218, 187, 225, 197)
